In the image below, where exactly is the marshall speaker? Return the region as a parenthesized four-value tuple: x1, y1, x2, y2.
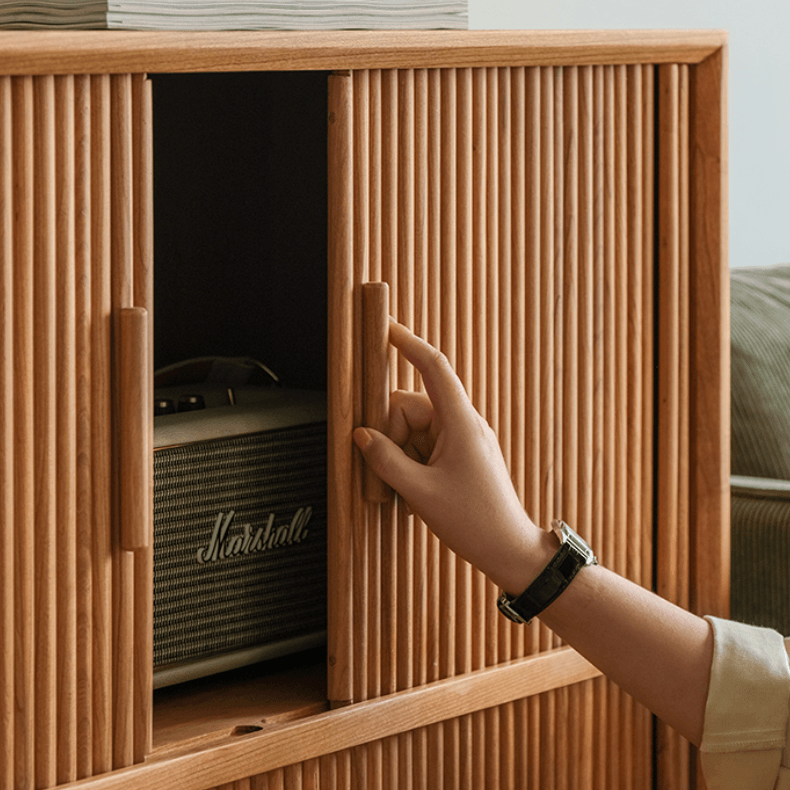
(152, 378, 327, 689)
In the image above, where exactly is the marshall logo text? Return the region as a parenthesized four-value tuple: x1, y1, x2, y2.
(196, 507, 312, 564)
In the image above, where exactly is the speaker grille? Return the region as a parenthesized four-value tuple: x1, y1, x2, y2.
(153, 421, 327, 669)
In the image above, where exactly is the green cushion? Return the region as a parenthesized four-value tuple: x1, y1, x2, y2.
(730, 476, 790, 634)
(731, 264, 790, 479)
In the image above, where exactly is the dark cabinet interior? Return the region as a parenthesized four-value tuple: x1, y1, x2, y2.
(152, 70, 329, 391)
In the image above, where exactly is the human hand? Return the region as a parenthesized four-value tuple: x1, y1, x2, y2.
(352, 321, 553, 595)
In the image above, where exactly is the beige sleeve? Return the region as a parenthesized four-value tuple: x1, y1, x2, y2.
(699, 617, 790, 790)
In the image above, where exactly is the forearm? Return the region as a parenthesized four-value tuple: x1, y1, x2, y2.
(511, 542, 713, 746)
(354, 321, 715, 747)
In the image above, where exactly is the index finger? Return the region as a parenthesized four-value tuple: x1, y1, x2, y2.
(388, 320, 472, 420)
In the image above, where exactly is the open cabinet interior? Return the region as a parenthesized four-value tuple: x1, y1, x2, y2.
(150, 70, 331, 751)
(152, 70, 329, 390)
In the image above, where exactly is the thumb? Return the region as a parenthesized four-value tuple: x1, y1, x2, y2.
(353, 426, 424, 499)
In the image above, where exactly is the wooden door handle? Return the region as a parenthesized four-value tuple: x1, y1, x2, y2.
(362, 282, 391, 503)
(119, 306, 150, 551)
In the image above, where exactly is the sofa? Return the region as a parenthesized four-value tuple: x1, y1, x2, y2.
(730, 264, 790, 635)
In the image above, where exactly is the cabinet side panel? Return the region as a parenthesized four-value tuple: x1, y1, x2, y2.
(689, 48, 729, 621)
(656, 53, 728, 790)
(689, 48, 729, 790)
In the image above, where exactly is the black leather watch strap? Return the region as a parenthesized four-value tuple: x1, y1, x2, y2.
(497, 521, 597, 625)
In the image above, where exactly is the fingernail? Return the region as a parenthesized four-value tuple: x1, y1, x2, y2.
(353, 427, 374, 451)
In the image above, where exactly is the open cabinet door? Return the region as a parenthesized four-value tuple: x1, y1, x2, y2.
(327, 65, 665, 787)
(0, 72, 152, 790)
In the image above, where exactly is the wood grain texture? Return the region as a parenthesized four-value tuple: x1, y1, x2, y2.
(0, 33, 729, 790)
(33, 73, 58, 790)
(326, 70, 354, 708)
(90, 72, 115, 779)
(74, 72, 95, 783)
(0, 73, 13, 790)
(12, 73, 35, 790)
(131, 72, 154, 768)
(0, 29, 726, 75)
(56, 72, 79, 787)
(689, 47, 730, 621)
(325, 63, 667, 789)
(110, 73, 137, 771)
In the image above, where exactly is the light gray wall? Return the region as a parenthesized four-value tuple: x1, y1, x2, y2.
(468, 0, 790, 269)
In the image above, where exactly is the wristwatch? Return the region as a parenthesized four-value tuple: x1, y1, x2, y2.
(496, 520, 598, 625)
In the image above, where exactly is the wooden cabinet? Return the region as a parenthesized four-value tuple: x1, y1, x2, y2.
(0, 30, 728, 790)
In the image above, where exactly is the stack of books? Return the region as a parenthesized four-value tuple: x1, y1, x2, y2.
(0, 0, 468, 29)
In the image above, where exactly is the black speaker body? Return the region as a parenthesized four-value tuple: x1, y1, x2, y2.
(152, 385, 327, 689)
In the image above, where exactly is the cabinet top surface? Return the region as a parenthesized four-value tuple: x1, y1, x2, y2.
(0, 28, 726, 75)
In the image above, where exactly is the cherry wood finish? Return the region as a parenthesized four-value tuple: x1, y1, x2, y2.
(0, 30, 728, 790)
(0, 29, 725, 75)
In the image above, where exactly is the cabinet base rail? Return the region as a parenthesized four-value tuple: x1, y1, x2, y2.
(57, 646, 600, 790)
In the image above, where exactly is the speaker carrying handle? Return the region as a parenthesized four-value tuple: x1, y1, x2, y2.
(361, 282, 391, 504)
(120, 306, 151, 551)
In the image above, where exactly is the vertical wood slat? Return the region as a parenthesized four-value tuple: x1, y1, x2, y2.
(34, 73, 58, 790)
(351, 68, 372, 707)
(74, 73, 94, 783)
(90, 72, 114, 779)
(396, 70, 416, 704)
(640, 63, 657, 790)
(55, 72, 78, 788)
(561, 65, 579, 790)
(577, 64, 595, 790)
(0, 74, 14, 790)
(12, 75, 35, 790)
(131, 73, 154, 768)
(523, 62, 542, 790)
(412, 68, 429, 701)
(438, 68, 457, 690)
(657, 62, 693, 790)
(538, 65, 555, 658)
(326, 70, 354, 709)
(396, 67, 417, 790)
(379, 69, 397, 715)
(591, 65, 606, 790)
(482, 67, 501, 681)
(110, 73, 136, 771)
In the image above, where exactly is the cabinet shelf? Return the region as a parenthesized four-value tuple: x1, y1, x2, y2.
(153, 648, 328, 753)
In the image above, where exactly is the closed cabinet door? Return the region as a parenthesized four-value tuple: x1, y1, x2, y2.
(326, 63, 728, 789)
(0, 72, 153, 790)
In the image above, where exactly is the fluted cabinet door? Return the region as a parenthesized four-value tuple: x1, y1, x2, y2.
(327, 65, 664, 789)
(0, 73, 153, 790)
